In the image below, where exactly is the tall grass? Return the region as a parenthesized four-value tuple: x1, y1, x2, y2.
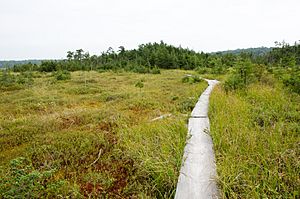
(209, 80, 299, 198)
(119, 119, 187, 198)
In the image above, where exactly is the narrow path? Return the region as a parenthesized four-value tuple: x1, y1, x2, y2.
(175, 79, 219, 199)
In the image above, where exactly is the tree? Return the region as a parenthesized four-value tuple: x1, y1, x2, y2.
(66, 51, 74, 61)
(75, 49, 84, 61)
(236, 58, 252, 85)
(118, 46, 125, 54)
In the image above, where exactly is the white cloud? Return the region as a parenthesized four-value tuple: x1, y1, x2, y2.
(0, 0, 299, 59)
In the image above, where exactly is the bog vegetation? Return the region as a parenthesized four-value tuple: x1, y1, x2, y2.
(0, 41, 299, 198)
(0, 70, 207, 198)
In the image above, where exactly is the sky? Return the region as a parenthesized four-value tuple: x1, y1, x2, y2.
(0, 0, 299, 60)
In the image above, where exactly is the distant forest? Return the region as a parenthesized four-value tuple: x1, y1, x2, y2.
(1, 40, 299, 93)
(8, 41, 299, 72)
(0, 47, 271, 69)
(0, 60, 43, 68)
(214, 47, 272, 56)
(0, 45, 274, 69)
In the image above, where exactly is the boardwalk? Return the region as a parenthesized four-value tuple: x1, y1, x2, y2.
(175, 79, 219, 199)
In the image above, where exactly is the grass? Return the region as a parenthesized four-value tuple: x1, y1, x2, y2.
(0, 70, 207, 198)
(209, 79, 300, 198)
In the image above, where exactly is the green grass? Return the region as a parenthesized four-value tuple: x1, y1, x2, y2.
(0, 70, 207, 198)
(209, 80, 300, 198)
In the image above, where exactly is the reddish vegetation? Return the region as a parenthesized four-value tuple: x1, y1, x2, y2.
(60, 115, 83, 129)
(81, 182, 104, 197)
(98, 121, 117, 132)
(80, 159, 135, 197)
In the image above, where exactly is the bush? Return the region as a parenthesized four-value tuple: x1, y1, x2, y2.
(132, 65, 150, 74)
(0, 71, 34, 91)
(181, 75, 202, 84)
(13, 63, 39, 72)
(150, 67, 161, 74)
(283, 70, 300, 94)
(196, 67, 211, 74)
(0, 71, 16, 87)
(224, 58, 255, 92)
(54, 70, 71, 81)
(0, 157, 66, 198)
(17, 72, 34, 85)
(224, 74, 246, 92)
(39, 61, 58, 72)
(211, 66, 225, 74)
(179, 97, 196, 113)
(135, 80, 144, 90)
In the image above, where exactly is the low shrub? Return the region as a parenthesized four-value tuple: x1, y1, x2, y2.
(39, 61, 58, 72)
(0, 71, 16, 87)
(135, 80, 144, 90)
(150, 67, 161, 74)
(0, 71, 34, 91)
(0, 157, 67, 198)
(223, 74, 246, 92)
(282, 69, 300, 94)
(196, 67, 211, 74)
(179, 97, 196, 113)
(181, 75, 202, 84)
(54, 70, 71, 81)
(131, 65, 150, 74)
(223, 58, 256, 92)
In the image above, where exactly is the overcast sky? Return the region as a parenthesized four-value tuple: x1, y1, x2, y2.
(0, 0, 299, 60)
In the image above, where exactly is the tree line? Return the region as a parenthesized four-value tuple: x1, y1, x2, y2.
(11, 41, 232, 73)
(5, 40, 300, 93)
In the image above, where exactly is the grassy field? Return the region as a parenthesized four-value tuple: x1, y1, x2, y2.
(0, 70, 207, 198)
(209, 78, 300, 198)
